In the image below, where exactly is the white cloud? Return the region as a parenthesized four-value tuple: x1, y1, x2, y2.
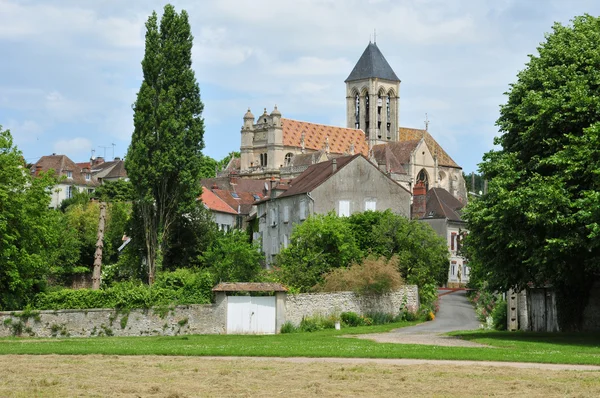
(53, 137, 93, 156)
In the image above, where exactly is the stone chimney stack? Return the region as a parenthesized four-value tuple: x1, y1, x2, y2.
(411, 181, 427, 219)
(332, 158, 337, 173)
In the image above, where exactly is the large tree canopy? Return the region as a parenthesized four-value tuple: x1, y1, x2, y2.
(0, 127, 59, 310)
(125, 4, 205, 284)
(464, 15, 600, 330)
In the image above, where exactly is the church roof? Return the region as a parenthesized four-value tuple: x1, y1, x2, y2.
(398, 127, 460, 168)
(282, 118, 368, 156)
(345, 42, 400, 83)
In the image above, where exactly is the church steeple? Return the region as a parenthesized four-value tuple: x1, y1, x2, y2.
(345, 42, 401, 148)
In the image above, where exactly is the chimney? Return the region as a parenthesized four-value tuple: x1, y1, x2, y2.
(211, 183, 218, 190)
(95, 157, 105, 165)
(230, 174, 238, 186)
(332, 158, 337, 173)
(35, 165, 42, 176)
(411, 181, 427, 219)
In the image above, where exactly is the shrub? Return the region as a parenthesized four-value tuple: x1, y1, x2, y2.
(280, 321, 298, 334)
(340, 311, 363, 327)
(299, 313, 335, 332)
(318, 255, 404, 295)
(364, 312, 396, 325)
(491, 299, 507, 331)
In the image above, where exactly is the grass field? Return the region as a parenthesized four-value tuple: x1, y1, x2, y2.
(1, 355, 599, 397)
(1, 322, 599, 365)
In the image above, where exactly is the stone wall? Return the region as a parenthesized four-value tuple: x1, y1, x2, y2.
(0, 294, 226, 338)
(284, 286, 419, 326)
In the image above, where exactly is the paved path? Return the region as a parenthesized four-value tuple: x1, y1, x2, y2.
(349, 289, 484, 347)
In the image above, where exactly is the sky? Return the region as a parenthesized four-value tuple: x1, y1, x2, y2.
(2, 0, 600, 174)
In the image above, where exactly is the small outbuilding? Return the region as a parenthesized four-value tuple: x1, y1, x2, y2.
(212, 283, 287, 334)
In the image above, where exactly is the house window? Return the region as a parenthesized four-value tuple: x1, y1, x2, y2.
(299, 201, 307, 220)
(451, 262, 456, 276)
(271, 236, 278, 255)
(283, 234, 289, 249)
(66, 171, 73, 179)
(451, 232, 457, 251)
(365, 200, 376, 211)
(88, 188, 94, 194)
(283, 206, 290, 223)
(231, 192, 240, 199)
(66, 185, 73, 199)
(260, 153, 268, 167)
(338, 200, 350, 217)
(85, 173, 91, 181)
(270, 207, 278, 226)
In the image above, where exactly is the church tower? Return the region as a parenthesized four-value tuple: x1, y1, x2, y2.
(345, 42, 400, 148)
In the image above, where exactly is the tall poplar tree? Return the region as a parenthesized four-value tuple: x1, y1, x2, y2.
(125, 4, 204, 284)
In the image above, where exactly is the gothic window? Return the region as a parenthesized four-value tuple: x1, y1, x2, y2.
(365, 94, 370, 130)
(260, 153, 268, 167)
(354, 93, 360, 129)
(386, 96, 391, 136)
(417, 168, 429, 191)
(284, 152, 293, 166)
(377, 93, 382, 138)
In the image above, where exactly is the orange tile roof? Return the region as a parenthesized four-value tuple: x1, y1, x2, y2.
(398, 127, 459, 168)
(200, 189, 237, 215)
(282, 118, 368, 156)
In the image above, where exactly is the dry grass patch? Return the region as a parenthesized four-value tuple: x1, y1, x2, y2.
(0, 355, 599, 397)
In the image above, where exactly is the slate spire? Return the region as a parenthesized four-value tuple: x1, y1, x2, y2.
(345, 42, 400, 83)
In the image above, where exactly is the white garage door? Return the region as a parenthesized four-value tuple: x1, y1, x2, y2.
(227, 296, 276, 334)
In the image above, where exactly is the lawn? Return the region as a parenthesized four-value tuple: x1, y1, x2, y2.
(1, 322, 599, 365)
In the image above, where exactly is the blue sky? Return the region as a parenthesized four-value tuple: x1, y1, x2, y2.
(2, 0, 600, 173)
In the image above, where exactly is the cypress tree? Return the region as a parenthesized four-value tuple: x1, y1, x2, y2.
(125, 4, 204, 284)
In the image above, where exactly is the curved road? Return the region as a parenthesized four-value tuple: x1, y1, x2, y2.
(393, 289, 480, 334)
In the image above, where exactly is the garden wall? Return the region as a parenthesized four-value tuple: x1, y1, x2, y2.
(0, 294, 226, 338)
(284, 286, 419, 326)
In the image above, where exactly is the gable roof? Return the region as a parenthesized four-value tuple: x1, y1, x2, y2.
(201, 177, 267, 215)
(278, 154, 360, 198)
(425, 187, 465, 221)
(398, 127, 460, 168)
(282, 118, 368, 156)
(372, 140, 420, 173)
(32, 155, 99, 187)
(200, 188, 237, 215)
(345, 42, 400, 83)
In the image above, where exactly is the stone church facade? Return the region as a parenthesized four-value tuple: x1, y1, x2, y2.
(236, 41, 467, 203)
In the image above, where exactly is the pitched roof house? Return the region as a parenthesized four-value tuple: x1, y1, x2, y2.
(413, 185, 469, 287)
(257, 154, 411, 264)
(32, 154, 100, 209)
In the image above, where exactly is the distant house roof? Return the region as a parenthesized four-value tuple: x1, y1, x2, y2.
(282, 118, 368, 156)
(398, 127, 459, 168)
(288, 151, 328, 167)
(201, 177, 267, 215)
(424, 187, 465, 221)
(278, 154, 360, 198)
(345, 42, 400, 83)
(212, 282, 288, 292)
(32, 154, 99, 187)
(91, 159, 128, 179)
(200, 188, 238, 215)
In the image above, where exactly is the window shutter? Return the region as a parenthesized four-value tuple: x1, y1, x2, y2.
(365, 200, 376, 211)
(299, 201, 306, 220)
(338, 200, 350, 217)
(284, 206, 290, 223)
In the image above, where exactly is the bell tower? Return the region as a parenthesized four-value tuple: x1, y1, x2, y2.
(345, 41, 401, 148)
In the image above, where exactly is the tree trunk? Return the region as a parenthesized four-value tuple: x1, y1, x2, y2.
(92, 202, 107, 290)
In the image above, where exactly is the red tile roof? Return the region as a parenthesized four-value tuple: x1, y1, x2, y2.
(200, 177, 266, 215)
(282, 118, 368, 156)
(33, 155, 99, 187)
(200, 189, 237, 215)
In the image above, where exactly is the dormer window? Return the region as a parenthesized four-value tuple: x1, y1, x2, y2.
(231, 192, 240, 199)
(66, 171, 73, 179)
(85, 173, 91, 181)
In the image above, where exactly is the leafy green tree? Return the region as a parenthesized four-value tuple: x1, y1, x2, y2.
(464, 15, 600, 330)
(276, 212, 362, 292)
(94, 179, 134, 202)
(201, 230, 264, 283)
(125, 4, 205, 284)
(59, 189, 91, 212)
(368, 211, 448, 287)
(0, 127, 60, 309)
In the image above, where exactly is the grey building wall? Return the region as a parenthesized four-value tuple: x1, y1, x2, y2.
(312, 156, 411, 217)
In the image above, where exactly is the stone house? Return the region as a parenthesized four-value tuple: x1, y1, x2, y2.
(32, 154, 100, 209)
(413, 184, 470, 287)
(233, 41, 467, 203)
(256, 154, 411, 264)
